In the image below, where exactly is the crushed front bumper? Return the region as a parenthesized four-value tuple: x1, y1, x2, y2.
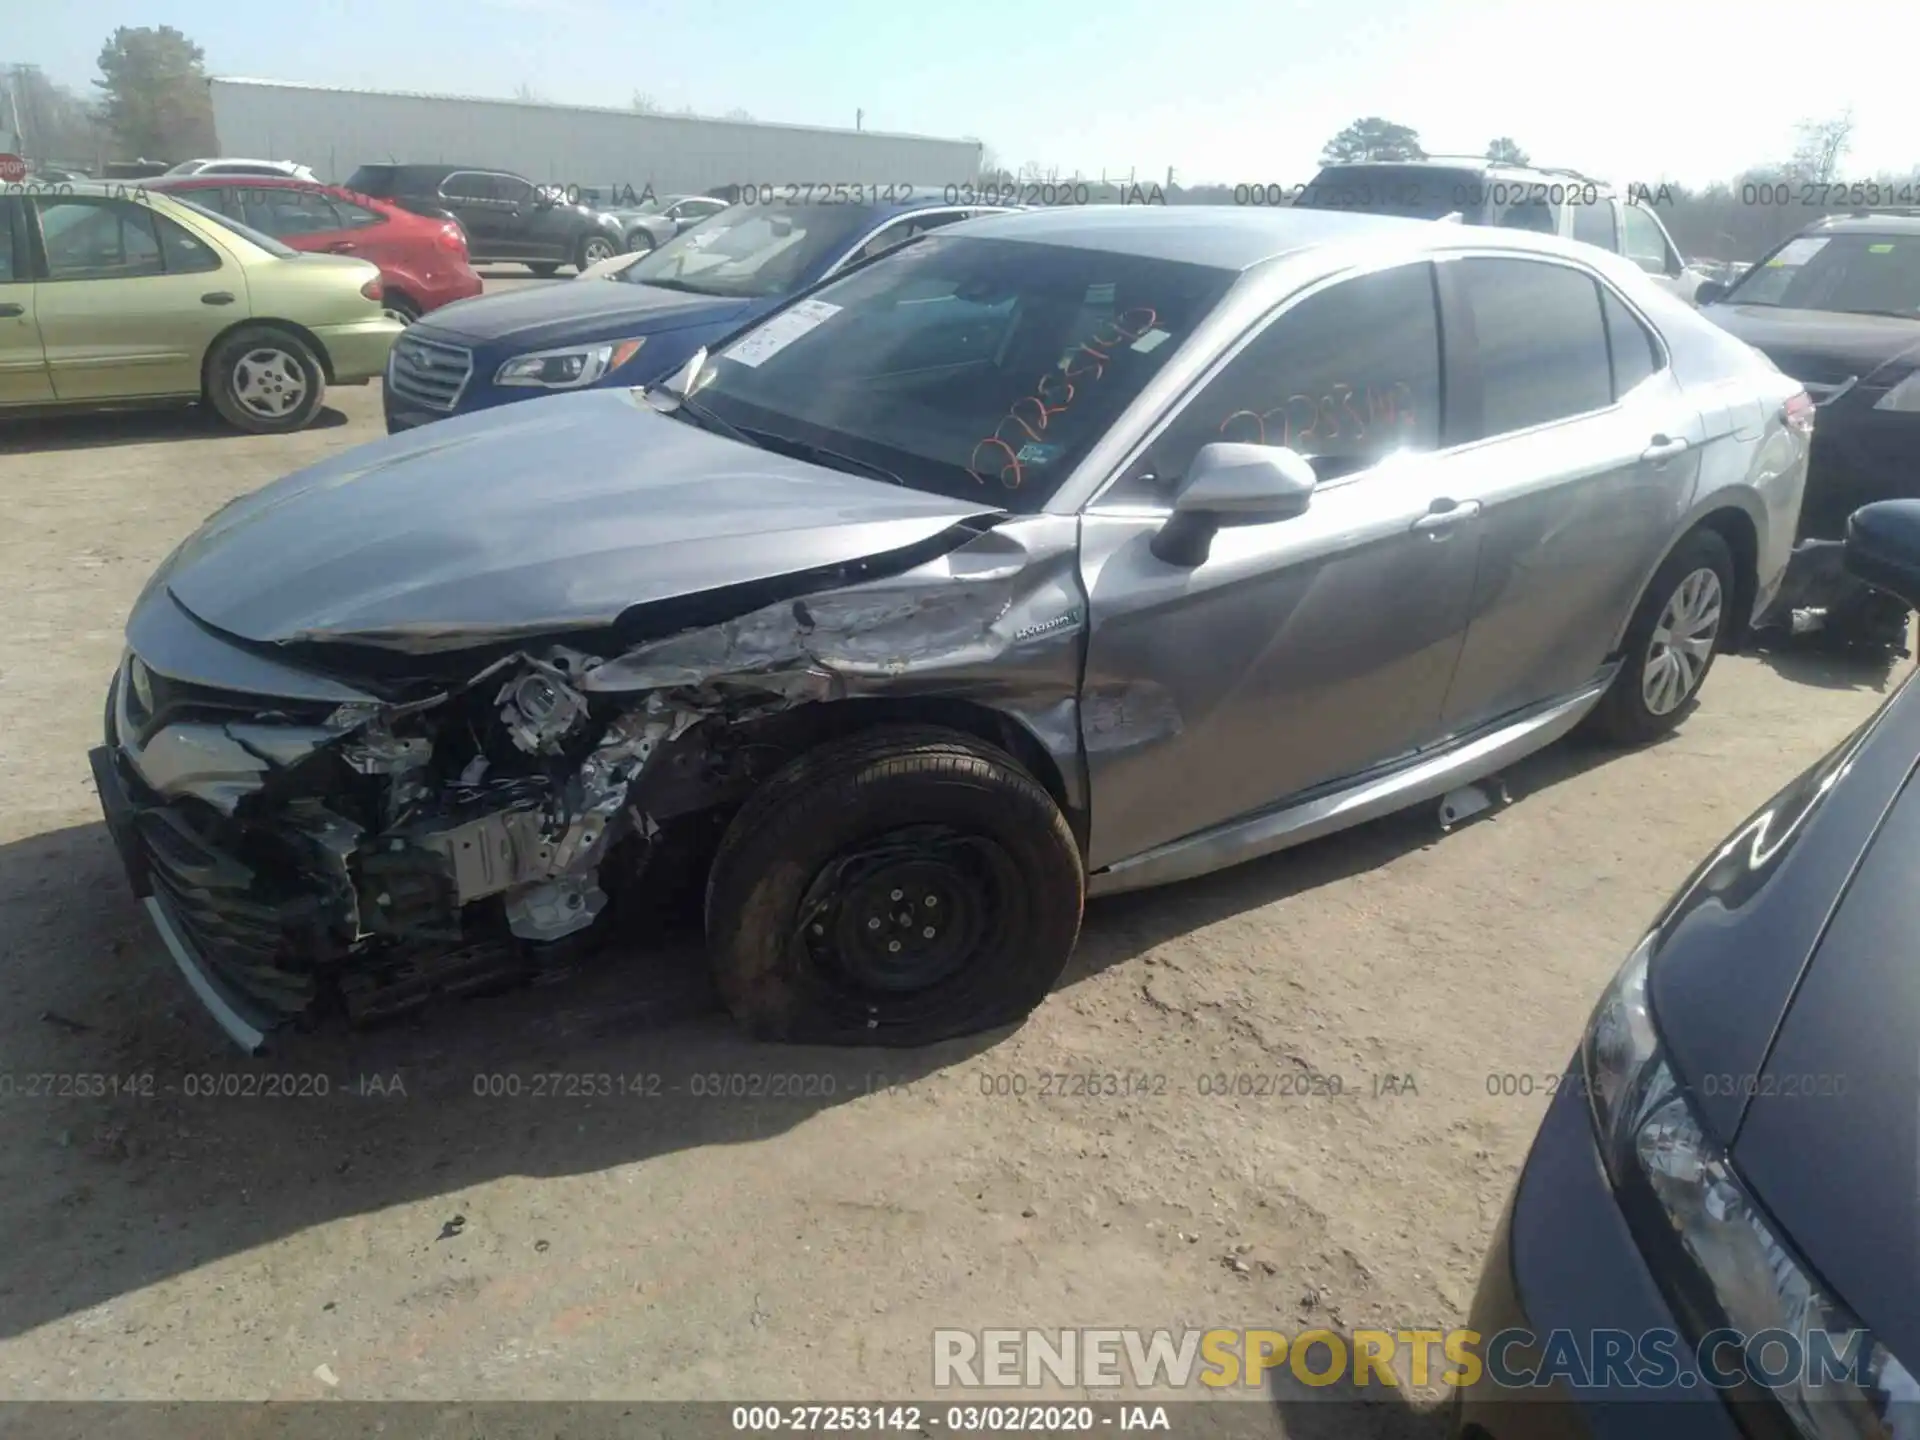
(90, 731, 278, 1053)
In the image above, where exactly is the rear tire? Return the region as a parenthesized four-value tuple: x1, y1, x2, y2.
(704, 726, 1084, 1046)
(1582, 529, 1736, 745)
(204, 326, 327, 434)
(527, 262, 560, 277)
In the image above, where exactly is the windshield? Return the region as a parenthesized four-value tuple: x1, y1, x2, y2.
(620, 202, 879, 298)
(1725, 232, 1920, 316)
(171, 198, 300, 258)
(677, 234, 1236, 513)
(1294, 165, 1483, 220)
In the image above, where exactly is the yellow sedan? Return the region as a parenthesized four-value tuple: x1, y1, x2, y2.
(0, 182, 402, 433)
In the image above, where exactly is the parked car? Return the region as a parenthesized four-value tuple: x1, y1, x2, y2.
(1295, 159, 1711, 304)
(161, 158, 319, 182)
(1697, 210, 1920, 540)
(1455, 500, 1920, 1440)
(146, 175, 483, 324)
(340, 163, 624, 276)
(0, 183, 400, 432)
(382, 193, 1011, 433)
(90, 207, 1807, 1055)
(614, 193, 728, 253)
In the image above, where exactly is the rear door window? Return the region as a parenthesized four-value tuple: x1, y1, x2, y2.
(1458, 258, 1613, 436)
(1600, 286, 1661, 397)
(1622, 204, 1675, 276)
(35, 197, 165, 280)
(1571, 198, 1619, 252)
(237, 187, 342, 236)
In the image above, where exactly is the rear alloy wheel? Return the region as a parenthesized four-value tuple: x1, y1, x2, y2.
(576, 234, 617, 272)
(704, 727, 1084, 1046)
(1583, 528, 1735, 744)
(205, 326, 326, 434)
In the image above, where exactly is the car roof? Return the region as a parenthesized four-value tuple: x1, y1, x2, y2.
(952, 204, 1505, 269)
(1313, 157, 1615, 190)
(148, 174, 326, 189)
(1808, 210, 1920, 234)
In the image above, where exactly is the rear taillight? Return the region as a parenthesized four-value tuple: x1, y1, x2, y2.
(436, 221, 468, 255)
(360, 276, 384, 302)
(1783, 389, 1816, 435)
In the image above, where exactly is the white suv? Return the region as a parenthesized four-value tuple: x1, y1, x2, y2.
(161, 158, 319, 182)
(1298, 160, 1710, 303)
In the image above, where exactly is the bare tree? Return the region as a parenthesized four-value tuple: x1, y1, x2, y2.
(1788, 111, 1853, 184)
(1485, 136, 1530, 167)
(722, 107, 753, 121)
(630, 91, 661, 114)
(0, 62, 106, 163)
(512, 82, 547, 104)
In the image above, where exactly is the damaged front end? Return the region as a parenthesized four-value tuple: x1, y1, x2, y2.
(91, 514, 1087, 1052)
(93, 642, 695, 1049)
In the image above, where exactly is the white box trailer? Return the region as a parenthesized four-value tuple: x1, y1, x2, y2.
(208, 78, 983, 199)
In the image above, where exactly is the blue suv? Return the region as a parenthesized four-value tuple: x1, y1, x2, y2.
(383, 193, 1010, 432)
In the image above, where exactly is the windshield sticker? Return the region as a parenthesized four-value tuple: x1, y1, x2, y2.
(1768, 236, 1831, 267)
(1131, 328, 1172, 353)
(1015, 441, 1063, 465)
(1085, 282, 1116, 304)
(970, 306, 1159, 490)
(1869, 243, 1896, 254)
(721, 299, 843, 369)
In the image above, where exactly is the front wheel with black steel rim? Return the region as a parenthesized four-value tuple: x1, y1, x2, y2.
(575, 234, 618, 272)
(704, 727, 1085, 1046)
(1582, 528, 1735, 745)
(204, 326, 326, 434)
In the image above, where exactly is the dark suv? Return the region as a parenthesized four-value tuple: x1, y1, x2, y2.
(342, 164, 626, 275)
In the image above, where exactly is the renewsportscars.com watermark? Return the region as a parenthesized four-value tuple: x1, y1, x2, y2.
(932, 1327, 1876, 1392)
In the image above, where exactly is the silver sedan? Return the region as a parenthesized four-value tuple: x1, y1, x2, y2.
(92, 205, 1810, 1052)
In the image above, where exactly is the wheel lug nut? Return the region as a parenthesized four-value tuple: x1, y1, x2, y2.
(887, 940, 901, 952)
(924, 895, 937, 907)
(812, 924, 824, 935)
(922, 927, 935, 938)
(867, 917, 881, 930)
(890, 889, 903, 901)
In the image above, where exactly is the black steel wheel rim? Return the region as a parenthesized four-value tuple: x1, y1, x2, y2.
(794, 825, 1012, 995)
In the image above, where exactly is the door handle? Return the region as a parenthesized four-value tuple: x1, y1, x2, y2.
(201, 291, 236, 306)
(0, 303, 23, 318)
(323, 241, 356, 253)
(1641, 434, 1690, 464)
(1412, 498, 1482, 533)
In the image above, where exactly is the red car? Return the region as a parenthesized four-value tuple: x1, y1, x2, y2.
(145, 175, 483, 323)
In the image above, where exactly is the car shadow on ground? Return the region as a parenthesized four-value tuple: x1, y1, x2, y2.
(1747, 633, 1913, 693)
(0, 405, 351, 454)
(1268, 1365, 1455, 1439)
(0, 732, 1638, 1340)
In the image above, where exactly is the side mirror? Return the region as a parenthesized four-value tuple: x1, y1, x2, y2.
(1150, 443, 1317, 566)
(1694, 279, 1729, 306)
(1844, 501, 1920, 610)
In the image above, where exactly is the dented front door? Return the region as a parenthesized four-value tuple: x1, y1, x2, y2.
(1075, 456, 1484, 873)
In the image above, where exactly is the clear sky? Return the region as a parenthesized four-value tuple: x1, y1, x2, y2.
(10, 0, 1916, 188)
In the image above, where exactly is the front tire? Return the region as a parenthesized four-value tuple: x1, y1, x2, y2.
(527, 262, 560, 277)
(704, 727, 1084, 1046)
(575, 234, 618, 272)
(204, 326, 326, 434)
(1583, 529, 1735, 745)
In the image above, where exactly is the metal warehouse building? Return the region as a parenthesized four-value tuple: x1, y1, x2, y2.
(208, 78, 984, 197)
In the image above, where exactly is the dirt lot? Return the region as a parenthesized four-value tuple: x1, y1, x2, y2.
(0, 364, 1906, 1425)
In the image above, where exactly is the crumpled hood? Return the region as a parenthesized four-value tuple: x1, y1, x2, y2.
(420, 278, 753, 350)
(160, 388, 1003, 650)
(1702, 303, 1920, 390)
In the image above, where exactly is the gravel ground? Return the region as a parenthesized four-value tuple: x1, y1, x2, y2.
(0, 374, 1905, 1431)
